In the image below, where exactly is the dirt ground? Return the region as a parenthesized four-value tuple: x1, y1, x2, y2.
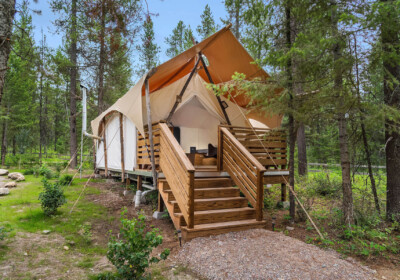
(1, 179, 399, 279)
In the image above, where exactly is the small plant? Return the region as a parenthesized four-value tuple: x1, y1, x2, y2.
(39, 164, 54, 179)
(0, 226, 10, 241)
(106, 210, 170, 279)
(38, 179, 66, 216)
(80, 223, 92, 244)
(59, 174, 73, 186)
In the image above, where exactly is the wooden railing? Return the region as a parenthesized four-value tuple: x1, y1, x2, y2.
(222, 126, 287, 170)
(218, 126, 266, 221)
(159, 123, 195, 228)
(136, 123, 161, 170)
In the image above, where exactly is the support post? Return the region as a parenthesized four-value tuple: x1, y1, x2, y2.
(137, 175, 143, 191)
(199, 53, 231, 125)
(188, 171, 195, 228)
(281, 164, 287, 201)
(166, 56, 201, 124)
(119, 113, 125, 182)
(102, 119, 108, 176)
(157, 191, 165, 212)
(256, 169, 264, 221)
(217, 126, 223, 171)
(145, 73, 158, 189)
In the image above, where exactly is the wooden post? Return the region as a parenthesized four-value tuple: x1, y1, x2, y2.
(188, 171, 195, 228)
(137, 175, 143, 191)
(125, 177, 131, 187)
(256, 169, 264, 221)
(217, 126, 223, 171)
(119, 113, 125, 182)
(166, 57, 201, 124)
(281, 164, 287, 201)
(157, 192, 165, 212)
(145, 72, 158, 189)
(102, 118, 108, 176)
(92, 139, 96, 171)
(199, 53, 231, 125)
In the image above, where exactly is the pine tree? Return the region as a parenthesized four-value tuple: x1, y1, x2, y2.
(0, 0, 16, 105)
(222, 0, 246, 40)
(136, 15, 160, 77)
(165, 21, 186, 58)
(197, 4, 219, 40)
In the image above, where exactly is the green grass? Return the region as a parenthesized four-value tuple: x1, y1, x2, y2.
(0, 170, 109, 255)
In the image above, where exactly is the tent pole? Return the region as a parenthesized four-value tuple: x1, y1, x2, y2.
(199, 53, 231, 125)
(119, 113, 125, 182)
(145, 71, 158, 189)
(166, 56, 201, 124)
(102, 119, 108, 177)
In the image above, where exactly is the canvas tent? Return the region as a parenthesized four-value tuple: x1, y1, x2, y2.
(91, 25, 282, 172)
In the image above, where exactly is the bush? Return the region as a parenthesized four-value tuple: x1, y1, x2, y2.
(59, 174, 73, 186)
(39, 164, 54, 179)
(0, 226, 10, 241)
(38, 179, 66, 216)
(106, 210, 170, 279)
(309, 172, 341, 197)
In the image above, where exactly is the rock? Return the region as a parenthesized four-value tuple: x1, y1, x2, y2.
(8, 172, 25, 181)
(0, 188, 10, 195)
(63, 246, 69, 251)
(23, 252, 28, 256)
(286, 226, 295, 231)
(4, 181, 17, 188)
(42, 230, 51, 235)
(282, 201, 290, 209)
(67, 240, 75, 246)
(0, 169, 8, 176)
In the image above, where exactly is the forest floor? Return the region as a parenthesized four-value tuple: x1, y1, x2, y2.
(0, 171, 399, 279)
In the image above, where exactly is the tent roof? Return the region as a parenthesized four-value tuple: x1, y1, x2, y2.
(144, 25, 269, 107)
(91, 25, 278, 136)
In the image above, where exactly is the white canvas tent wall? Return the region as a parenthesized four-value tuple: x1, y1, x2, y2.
(91, 25, 283, 172)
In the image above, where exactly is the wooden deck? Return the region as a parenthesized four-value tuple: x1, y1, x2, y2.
(97, 123, 288, 240)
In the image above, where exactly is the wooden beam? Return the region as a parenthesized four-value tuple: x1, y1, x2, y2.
(145, 76, 158, 188)
(119, 113, 125, 182)
(199, 53, 231, 125)
(166, 56, 202, 124)
(137, 175, 143, 191)
(102, 118, 108, 176)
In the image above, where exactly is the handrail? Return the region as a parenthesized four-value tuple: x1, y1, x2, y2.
(159, 123, 195, 228)
(218, 126, 266, 221)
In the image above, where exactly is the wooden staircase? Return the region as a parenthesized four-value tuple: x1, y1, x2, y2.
(158, 177, 266, 240)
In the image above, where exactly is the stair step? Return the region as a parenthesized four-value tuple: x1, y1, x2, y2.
(170, 197, 248, 212)
(194, 187, 240, 199)
(194, 197, 248, 210)
(194, 178, 232, 188)
(181, 219, 266, 240)
(174, 207, 256, 225)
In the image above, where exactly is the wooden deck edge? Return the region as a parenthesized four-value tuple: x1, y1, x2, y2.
(181, 221, 266, 240)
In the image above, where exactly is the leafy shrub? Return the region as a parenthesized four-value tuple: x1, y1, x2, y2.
(59, 174, 73, 186)
(106, 210, 170, 279)
(0, 226, 10, 241)
(80, 223, 92, 244)
(309, 172, 341, 197)
(39, 164, 54, 179)
(38, 179, 66, 216)
(23, 168, 35, 175)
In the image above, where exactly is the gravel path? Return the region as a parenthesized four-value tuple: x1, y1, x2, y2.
(174, 229, 376, 280)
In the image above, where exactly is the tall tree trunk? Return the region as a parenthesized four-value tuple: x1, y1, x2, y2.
(98, 0, 106, 114)
(331, 0, 354, 226)
(1, 106, 8, 166)
(69, 0, 78, 168)
(297, 123, 307, 176)
(0, 0, 16, 105)
(12, 135, 15, 155)
(285, 1, 296, 220)
(381, 0, 400, 221)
